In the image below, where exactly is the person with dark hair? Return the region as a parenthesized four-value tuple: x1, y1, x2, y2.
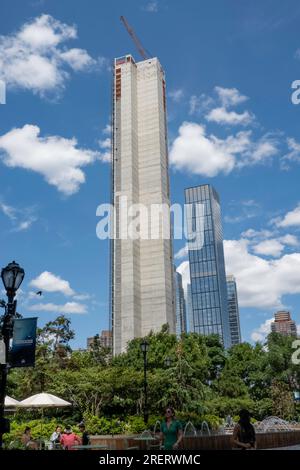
(159, 407, 183, 450)
(78, 422, 90, 446)
(49, 425, 62, 450)
(21, 427, 38, 450)
(60, 426, 81, 450)
(232, 409, 256, 450)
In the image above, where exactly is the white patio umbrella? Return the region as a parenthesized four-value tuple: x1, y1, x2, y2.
(18, 393, 72, 448)
(5, 396, 20, 408)
(19, 393, 71, 408)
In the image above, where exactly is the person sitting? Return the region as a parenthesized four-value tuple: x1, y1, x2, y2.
(49, 425, 62, 450)
(21, 427, 38, 450)
(60, 426, 81, 450)
(232, 409, 256, 450)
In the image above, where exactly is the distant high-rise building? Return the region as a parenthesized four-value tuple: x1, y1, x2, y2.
(226, 275, 241, 345)
(185, 184, 231, 348)
(271, 311, 297, 337)
(87, 330, 113, 350)
(186, 283, 194, 332)
(174, 268, 187, 336)
(111, 55, 175, 355)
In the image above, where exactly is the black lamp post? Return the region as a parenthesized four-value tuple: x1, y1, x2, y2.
(140, 339, 149, 425)
(0, 261, 25, 449)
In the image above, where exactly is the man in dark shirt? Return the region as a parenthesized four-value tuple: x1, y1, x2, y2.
(79, 423, 90, 446)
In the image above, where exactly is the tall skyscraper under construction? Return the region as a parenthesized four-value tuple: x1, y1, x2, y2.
(111, 55, 175, 355)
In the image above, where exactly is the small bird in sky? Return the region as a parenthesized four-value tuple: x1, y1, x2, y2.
(36, 291, 42, 296)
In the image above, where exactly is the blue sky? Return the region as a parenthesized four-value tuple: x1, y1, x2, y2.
(1, 0, 300, 348)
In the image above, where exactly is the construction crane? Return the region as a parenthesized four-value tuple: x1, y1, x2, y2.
(120, 16, 151, 60)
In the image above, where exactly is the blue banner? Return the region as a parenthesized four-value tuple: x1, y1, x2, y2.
(10, 317, 37, 368)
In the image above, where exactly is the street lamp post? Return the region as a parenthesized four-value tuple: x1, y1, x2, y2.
(140, 339, 149, 425)
(0, 261, 25, 449)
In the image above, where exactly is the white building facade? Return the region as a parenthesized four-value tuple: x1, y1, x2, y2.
(111, 55, 175, 355)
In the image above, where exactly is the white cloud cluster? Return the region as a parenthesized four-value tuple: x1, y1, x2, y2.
(252, 238, 285, 257)
(215, 86, 248, 107)
(27, 271, 90, 314)
(189, 86, 254, 126)
(251, 318, 273, 342)
(28, 301, 87, 314)
(189, 94, 214, 115)
(224, 238, 300, 309)
(176, 230, 300, 311)
(30, 271, 75, 296)
(0, 124, 100, 194)
(206, 107, 253, 126)
(169, 122, 278, 177)
(98, 137, 111, 163)
(0, 14, 99, 97)
(275, 204, 300, 228)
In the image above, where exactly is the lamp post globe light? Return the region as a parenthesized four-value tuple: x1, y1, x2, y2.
(1, 261, 25, 301)
(140, 339, 149, 425)
(0, 261, 25, 449)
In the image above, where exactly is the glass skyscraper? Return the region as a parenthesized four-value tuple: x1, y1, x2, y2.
(185, 184, 231, 348)
(174, 269, 187, 336)
(226, 275, 242, 345)
(186, 283, 193, 332)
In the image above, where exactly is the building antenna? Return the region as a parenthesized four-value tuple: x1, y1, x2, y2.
(120, 16, 152, 60)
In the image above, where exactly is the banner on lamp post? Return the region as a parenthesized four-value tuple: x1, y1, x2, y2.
(10, 317, 37, 368)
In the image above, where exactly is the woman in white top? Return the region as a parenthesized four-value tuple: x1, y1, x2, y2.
(49, 425, 62, 450)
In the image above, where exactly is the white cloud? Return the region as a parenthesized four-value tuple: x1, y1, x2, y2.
(224, 238, 300, 309)
(224, 200, 262, 224)
(168, 89, 184, 103)
(143, 1, 159, 12)
(241, 228, 274, 239)
(276, 204, 300, 228)
(215, 86, 248, 107)
(0, 14, 100, 97)
(251, 318, 273, 342)
(98, 137, 111, 163)
(252, 239, 284, 257)
(280, 234, 299, 247)
(72, 293, 91, 301)
(0, 199, 38, 231)
(0, 202, 17, 220)
(13, 216, 37, 232)
(0, 124, 100, 195)
(281, 138, 300, 169)
(169, 122, 235, 176)
(169, 122, 278, 177)
(28, 301, 87, 314)
(102, 124, 111, 135)
(59, 48, 95, 71)
(206, 107, 254, 126)
(30, 271, 75, 296)
(189, 94, 214, 115)
(174, 244, 188, 260)
(176, 260, 190, 291)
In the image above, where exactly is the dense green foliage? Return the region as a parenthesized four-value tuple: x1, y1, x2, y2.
(5, 315, 300, 442)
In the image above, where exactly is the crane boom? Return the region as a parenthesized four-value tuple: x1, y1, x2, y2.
(120, 16, 150, 60)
